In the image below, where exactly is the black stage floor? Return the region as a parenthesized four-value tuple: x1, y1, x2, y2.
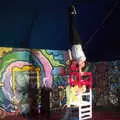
(0, 106, 120, 120)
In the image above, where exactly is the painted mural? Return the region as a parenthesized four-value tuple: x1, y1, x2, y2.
(0, 47, 69, 117)
(0, 47, 120, 118)
(88, 61, 120, 106)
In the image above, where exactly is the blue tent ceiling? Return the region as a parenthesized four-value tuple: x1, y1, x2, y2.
(0, 0, 120, 61)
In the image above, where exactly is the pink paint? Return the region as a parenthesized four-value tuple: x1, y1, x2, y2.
(6, 61, 32, 73)
(32, 51, 53, 88)
(3, 50, 53, 92)
(2, 61, 32, 99)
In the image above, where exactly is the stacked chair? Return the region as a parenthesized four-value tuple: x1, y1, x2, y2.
(66, 61, 93, 120)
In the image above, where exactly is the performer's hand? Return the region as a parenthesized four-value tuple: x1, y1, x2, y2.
(78, 60, 86, 69)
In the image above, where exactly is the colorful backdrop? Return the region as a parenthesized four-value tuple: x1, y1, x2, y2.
(87, 61, 120, 106)
(0, 47, 69, 115)
(0, 47, 120, 116)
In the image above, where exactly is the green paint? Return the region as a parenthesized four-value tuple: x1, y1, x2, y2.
(0, 89, 5, 106)
(40, 49, 64, 67)
(0, 51, 30, 80)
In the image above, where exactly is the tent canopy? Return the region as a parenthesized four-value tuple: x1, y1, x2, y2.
(0, 0, 119, 61)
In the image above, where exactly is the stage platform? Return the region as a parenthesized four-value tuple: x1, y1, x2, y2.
(0, 106, 120, 120)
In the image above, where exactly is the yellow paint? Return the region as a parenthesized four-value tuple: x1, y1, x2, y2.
(0, 47, 12, 57)
(0, 82, 4, 87)
(35, 67, 40, 89)
(12, 65, 40, 93)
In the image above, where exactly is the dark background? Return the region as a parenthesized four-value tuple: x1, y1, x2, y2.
(0, 0, 120, 61)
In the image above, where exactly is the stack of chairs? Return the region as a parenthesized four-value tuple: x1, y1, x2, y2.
(67, 61, 93, 120)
